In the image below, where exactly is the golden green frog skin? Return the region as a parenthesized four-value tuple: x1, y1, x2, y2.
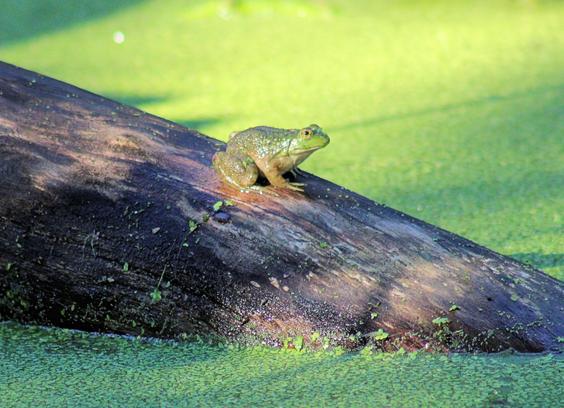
(212, 124, 329, 192)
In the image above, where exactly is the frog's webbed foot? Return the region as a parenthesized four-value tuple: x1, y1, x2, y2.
(285, 182, 305, 192)
(240, 182, 303, 195)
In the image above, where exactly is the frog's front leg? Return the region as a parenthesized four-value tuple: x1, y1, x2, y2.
(261, 164, 305, 192)
(212, 151, 259, 189)
(290, 167, 305, 177)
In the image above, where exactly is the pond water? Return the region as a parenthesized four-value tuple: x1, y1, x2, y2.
(1, 322, 562, 407)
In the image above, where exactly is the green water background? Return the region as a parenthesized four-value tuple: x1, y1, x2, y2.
(1, 0, 563, 406)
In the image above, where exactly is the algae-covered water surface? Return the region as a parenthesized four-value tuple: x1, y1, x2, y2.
(1, 323, 562, 407)
(1, 0, 563, 406)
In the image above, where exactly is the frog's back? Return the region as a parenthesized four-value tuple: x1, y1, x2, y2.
(239, 126, 293, 138)
(228, 126, 294, 153)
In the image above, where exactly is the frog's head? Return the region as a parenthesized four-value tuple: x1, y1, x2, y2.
(288, 124, 330, 155)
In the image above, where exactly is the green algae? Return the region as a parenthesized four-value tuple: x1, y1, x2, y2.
(1, 323, 562, 407)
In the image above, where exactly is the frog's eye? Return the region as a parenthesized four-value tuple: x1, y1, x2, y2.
(302, 129, 312, 138)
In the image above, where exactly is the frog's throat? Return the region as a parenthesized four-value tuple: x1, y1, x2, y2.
(273, 146, 319, 160)
(290, 147, 322, 154)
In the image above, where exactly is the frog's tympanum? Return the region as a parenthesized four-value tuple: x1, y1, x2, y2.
(212, 124, 329, 192)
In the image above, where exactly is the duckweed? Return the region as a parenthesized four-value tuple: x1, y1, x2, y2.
(1, 323, 562, 407)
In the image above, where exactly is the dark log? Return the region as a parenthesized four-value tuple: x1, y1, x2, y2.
(0, 61, 562, 353)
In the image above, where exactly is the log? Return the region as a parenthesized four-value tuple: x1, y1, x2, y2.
(0, 61, 562, 353)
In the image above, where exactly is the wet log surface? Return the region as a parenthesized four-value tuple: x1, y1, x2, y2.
(0, 61, 562, 352)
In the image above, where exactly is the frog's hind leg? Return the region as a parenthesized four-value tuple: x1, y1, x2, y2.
(212, 151, 259, 189)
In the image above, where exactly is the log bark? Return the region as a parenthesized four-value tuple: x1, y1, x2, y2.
(0, 61, 562, 353)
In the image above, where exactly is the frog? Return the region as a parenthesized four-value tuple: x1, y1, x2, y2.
(212, 124, 329, 192)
